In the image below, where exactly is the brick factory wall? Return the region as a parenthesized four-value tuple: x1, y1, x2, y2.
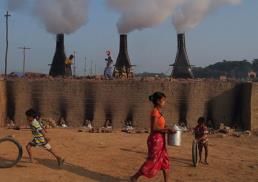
(250, 83, 258, 130)
(240, 83, 252, 130)
(0, 78, 6, 127)
(2, 78, 257, 130)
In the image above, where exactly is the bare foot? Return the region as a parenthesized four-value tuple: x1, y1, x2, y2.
(204, 161, 209, 165)
(28, 159, 37, 164)
(57, 157, 65, 167)
(130, 176, 137, 182)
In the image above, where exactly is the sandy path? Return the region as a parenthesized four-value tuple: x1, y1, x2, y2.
(0, 129, 257, 182)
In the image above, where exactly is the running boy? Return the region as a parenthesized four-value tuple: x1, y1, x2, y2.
(25, 109, 64, 167)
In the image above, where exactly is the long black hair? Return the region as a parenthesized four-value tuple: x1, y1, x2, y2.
(149, 92, 166, 106)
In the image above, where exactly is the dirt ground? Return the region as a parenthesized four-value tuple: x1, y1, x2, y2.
(0, 128, 258, 182)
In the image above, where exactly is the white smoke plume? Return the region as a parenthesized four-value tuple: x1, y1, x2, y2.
(5, 0, 89, 35)
(34, 0, 89, 34)
(106, 0, 185, 34)
(172, 0, 242, 33)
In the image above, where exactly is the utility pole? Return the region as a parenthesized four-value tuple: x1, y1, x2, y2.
(90, 60, 93, 76)
(84, 57, 87, 76)
(73, 51, 76, 77)
(18, 46, 31, 74)
(4, 11, 11, 76)
(94, 63, 96, 76)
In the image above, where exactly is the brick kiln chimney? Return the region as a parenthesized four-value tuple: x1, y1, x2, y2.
(49, 34, 67, 77)
(113, 34, 134, 78)
(171, 33, 194, 79)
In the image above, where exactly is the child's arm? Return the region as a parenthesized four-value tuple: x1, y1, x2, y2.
(198, 135, 205, 141)
(198, 127, 208, 141)
(39, 128, 46, 138)
(193, 127, 198, 138)
(38, 128, 51, 142)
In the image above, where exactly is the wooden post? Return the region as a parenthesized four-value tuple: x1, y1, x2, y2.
(4, 11, 11, 76)
(84, 57, 87, 76)
(73, 51, 76, 77)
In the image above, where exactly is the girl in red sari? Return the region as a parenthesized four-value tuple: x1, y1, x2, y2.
(130, 92, 176, 182)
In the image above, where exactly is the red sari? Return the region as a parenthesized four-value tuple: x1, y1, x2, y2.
(139, 108, 170, 178)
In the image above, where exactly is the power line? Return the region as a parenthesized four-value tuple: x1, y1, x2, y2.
(18, 46, 31, 74)
(90, 60, 93, 76)
(73, 51, 76, 77)
(95, 63, 96, 75)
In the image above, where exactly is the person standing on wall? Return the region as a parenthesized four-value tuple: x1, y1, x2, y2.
(104, 50, 113, 79)
(65, 54, 74, 77)
(130, 92, 176, 182)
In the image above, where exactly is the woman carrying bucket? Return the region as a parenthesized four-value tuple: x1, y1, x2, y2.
(130, 92, 176, 182)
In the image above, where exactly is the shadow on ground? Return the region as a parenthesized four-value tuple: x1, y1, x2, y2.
(120, 148, 193, 168)
(34, 158, 125, 182)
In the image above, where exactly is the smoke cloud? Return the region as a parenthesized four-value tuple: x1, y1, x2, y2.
(172, 0, 242, 33)
(6, 0, 243, 34)
(34, 0, 89, 34)
(106, 0, 185, 34)
(5, 0, 89, 35)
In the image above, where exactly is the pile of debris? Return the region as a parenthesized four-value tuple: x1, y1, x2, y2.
(41, 118, 58, 128)
(40, 117, 70, 129)
(78, 120, 113, 133)
(121, 120, 134, 133)
(6, 118, 20, 130)
(216, 123, 252, 138)
(121, 120, 150, 134)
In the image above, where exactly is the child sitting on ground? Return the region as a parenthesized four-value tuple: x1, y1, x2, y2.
(194, 117, 209, 165)
(25, 109, 64, 167)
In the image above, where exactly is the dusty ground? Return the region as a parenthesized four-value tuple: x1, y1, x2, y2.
(0, 128, 258, 182)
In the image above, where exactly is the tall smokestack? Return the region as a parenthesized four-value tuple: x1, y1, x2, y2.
(171, 33, 194, 79)
(113, 34, 134, 78)
(49, 34, 67, 77)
